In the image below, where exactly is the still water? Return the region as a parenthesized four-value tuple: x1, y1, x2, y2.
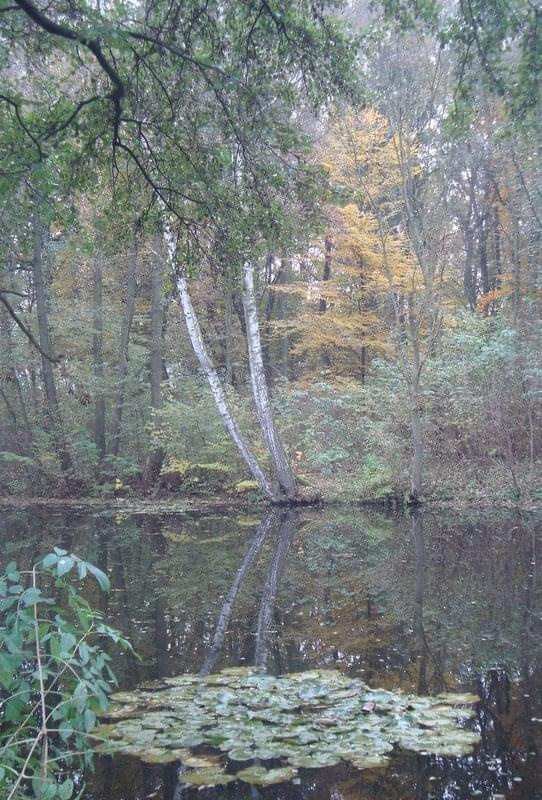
(1, 504, 541, 799)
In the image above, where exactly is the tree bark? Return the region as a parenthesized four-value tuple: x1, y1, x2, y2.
(318, 237, 333, 366)
(142, 230, 166, 489)
(0, 303, 33, 450)
(242, 262, 297, 500)
(109, 232, 139, 457)
(32, 212, 74, 477)
(277, 256, 290, 380)
(176, 272, 278, 502)
(318, 237, 333, 314)
(92, 242, 106, 461)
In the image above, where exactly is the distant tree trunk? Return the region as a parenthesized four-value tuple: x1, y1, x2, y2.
(242, 262, 297, 501)
(109, 232, 139, 457)
(200, 511, 275, 676)
(277, 256, 290, 380)
(92, 243, 106, 461)
(32, 212, 74, 478)
(318, 236, 333, 314)
(224, 283, 235, 387)
(143, 230, 166, 490)
(318, 237, 333, 366)
(176, 272, 278, 502)
(261, 254, 276, 388)
(478, 218, 491, 298)
(0, 387, 17, 428)
(0, 305, 32, 450)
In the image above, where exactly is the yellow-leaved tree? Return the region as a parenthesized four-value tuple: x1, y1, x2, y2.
(286, 108, 447, 500)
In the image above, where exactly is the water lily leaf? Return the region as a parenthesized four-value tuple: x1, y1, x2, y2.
(180, 768, 236, 787)
(139, 748, 188, 764)
(94, 667, 480, 779)
(227, 747, 255, 761)
(237, 766, 298, 785)
(179, 752, 222, 768)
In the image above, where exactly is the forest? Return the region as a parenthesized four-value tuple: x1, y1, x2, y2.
(1, 3, 542, 800)
(0, 0, 540, 508)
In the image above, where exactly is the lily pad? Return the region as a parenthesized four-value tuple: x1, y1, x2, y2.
(237, 766, 299, 785)
(180, 768, 236, 788)
(94, 667, 480, 781)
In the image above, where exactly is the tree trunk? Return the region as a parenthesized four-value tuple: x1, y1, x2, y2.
(277, 257, 290, 380)
(319, 237, 333, 366)
(32, 212, 74, 478)
(318, 237, 333, 314)
(109, 233, 139, 457)
(176, 272, 278, 502)
(0, 304, 33, 451)
(242, 262, 297, 500)
(224, 283, 235, 387)
(409, 381, 423, 502)
(142, 230, 166, 490)
(92, 243, 106, 461)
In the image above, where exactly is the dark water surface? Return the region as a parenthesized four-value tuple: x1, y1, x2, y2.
(1, 505, 541, 800)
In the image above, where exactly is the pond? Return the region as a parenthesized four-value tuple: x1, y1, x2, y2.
(1, 504, 541, 799)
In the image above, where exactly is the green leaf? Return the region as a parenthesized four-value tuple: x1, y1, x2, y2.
(57, 778, 74, 800)
(42, 553, 58, 568)
(86, 563, 110, 592)
(22, 587, 42, 607)
(74, 681, 88, 713)
(57, 556, 75, 578)
(79, 641, 90, 664)
(54, 547, 68, 557)
(84, 708, 96, 731)
(60, 631, 77, 654)
(0, 651, 16, 688)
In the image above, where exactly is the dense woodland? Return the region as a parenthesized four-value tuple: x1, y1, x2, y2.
(0, 0, 541, 505)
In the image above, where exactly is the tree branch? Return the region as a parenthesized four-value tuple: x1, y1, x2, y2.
(0, 293, 61, 363)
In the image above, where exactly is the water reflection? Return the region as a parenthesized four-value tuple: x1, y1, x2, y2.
(1, 505, 541, 799)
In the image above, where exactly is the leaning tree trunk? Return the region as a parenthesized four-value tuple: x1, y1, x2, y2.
(176, 272, 278, 502)
(32, 212, 74, 478)
(142, 230, 166, 490)
(109, 233, 139, 458)
(242, 262, 297, 501)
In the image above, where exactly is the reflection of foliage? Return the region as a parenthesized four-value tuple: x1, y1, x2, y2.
(95, 667, 479, 786)
(1, 507, 541, 699)
(0, 550, 135, 800)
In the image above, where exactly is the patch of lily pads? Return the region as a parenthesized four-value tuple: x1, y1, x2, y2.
(93, 667, 479, 787)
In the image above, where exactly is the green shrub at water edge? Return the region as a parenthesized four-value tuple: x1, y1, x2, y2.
(0, 550, 136, 799)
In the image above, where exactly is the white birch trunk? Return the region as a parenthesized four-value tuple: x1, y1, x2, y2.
(176, 273, 278, 502)
(242, 262, 297, 500)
